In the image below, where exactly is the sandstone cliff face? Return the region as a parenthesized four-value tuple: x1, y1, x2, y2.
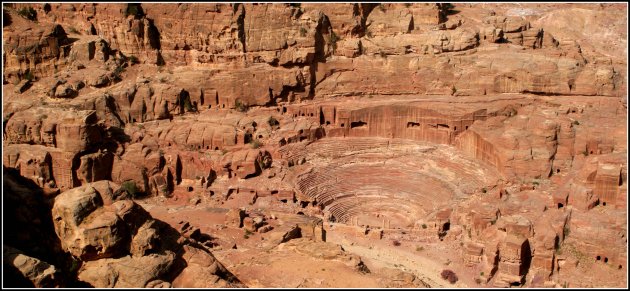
(3, 3, 627, 288)
(3, 21, 70, 84)
(7, 3, 623, 97)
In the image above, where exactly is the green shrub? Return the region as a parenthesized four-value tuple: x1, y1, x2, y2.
(257, 158, 267, 171)
(112, 65, 125, 81)
(18, 6, 37, 21)
(481, 187, 487, 193)
(121, 180, 138, 197)
(421, 223, 427, 229)
(68, 259, 80, 274)
(330, 32, 339, 53)
(267, 116, 279, 127)
(235, 100, 248, 112)
(244, 229, 253, 239)
(128, 55, 139, 64)
(68, 27, 80, 34)
(378, 4, 386, 12)
(182, 97, 194, 112)
(330, 32, 339, 44)
(299, 27, 307, 37)
(125, 4, 142, 17)
(555, 241, 562, 254)
(416, 246, 424, 252)
(251, 139, 262, 149)
(573, 120, 580, 125)
(23, 70, 34, 81)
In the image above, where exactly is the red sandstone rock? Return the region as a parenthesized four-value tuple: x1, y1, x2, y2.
(2, 2, 627, 288)
(3, 245, 61, 288)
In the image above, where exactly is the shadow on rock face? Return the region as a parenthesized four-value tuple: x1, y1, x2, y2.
(4, 166, 244, 287)
(2, 166, 76, 287)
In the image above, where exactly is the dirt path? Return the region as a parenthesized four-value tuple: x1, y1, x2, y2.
(327, 230, 470, 288)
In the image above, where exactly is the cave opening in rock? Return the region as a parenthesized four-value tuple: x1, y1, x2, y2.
(407, 121, 420, 128)
(350, 121, 367, 128)
(2, 3, 628, 289)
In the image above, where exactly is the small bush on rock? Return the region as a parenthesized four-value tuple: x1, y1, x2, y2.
(235, 100, 248, 112)
(18, 6, 37, 21)
(120, 180, 138, 197)
(441, 269, 458, 284)
(267, 116, 279, 127)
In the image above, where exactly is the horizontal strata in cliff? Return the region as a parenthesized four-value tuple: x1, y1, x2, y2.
(2, 2, 627, 289)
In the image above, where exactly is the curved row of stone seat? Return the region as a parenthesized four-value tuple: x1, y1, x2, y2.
(292, 137, 499, 227)
(298, 163, 455, 206)
(328, 197, 421, 224)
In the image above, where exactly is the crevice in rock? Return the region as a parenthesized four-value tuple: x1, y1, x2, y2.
(146, 18, 161, 50)
(235, 3, 246, 53)
(356, 3, 378, 37)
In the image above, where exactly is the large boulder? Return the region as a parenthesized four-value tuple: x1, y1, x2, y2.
(77, 252, 176, 288)
(50, 180, 244, 287)
(51, 182, 129, 261)
(3, 245, 61, 288)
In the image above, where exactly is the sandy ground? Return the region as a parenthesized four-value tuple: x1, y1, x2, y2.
(325, 224, 485, 288)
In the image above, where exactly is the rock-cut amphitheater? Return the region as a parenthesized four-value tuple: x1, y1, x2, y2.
(2, 2, 628, 288)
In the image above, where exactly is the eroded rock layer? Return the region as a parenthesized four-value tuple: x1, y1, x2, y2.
(3, 3, 627, 288)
